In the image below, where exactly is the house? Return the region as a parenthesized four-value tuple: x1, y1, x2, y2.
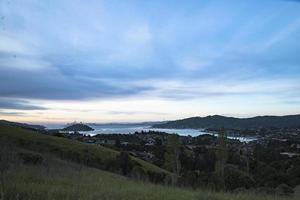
(138, 151, 154, 161)
(121, 141, 129, 146)
(95, 139, 116, 145)
(59, 130, 75, 134)
(280, 152, 300, 158)
(145, 138, 155, 146)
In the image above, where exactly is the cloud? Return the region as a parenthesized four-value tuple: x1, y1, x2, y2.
(0, 0, 299, 115)
(0, 63, 153, 100)
(107, 110, 167, 115)
(0, 55, 51, 71)
(136, 78, 300, 100)
(261, 18, 300, 50)
(0, 98, 47, 110)
(0, 111, 25, 116)
(0, 35, 30, 54)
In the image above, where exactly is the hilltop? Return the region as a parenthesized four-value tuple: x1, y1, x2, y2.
(152, 114, 300, 130)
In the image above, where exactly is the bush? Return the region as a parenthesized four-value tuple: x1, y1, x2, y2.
(53, 132, 64, 137)
(147, 171, 166, 184)
(256, 187, 276, 195)
(17, 152, 43, 165)
(116, 152, 133, 175)
(276, 184, 294, 196)
(224, 165, 255, 191)
(177, 171, 199, 188)
(130, 165, 147, 181)
(177, 171, 209, 189)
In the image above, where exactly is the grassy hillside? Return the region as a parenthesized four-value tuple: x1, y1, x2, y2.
(0, 124, 172, 178)
(0, 145, 294, 200)
(0, 124, 298, 200)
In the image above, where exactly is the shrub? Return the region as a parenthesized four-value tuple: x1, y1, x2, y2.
(224, 165, 255, 191)
(130, 165, 147, 181)
(53, 132, 64, 137)
(276, 184, 294, 196)
(147, 171, 166, 184)
(17, 152, 43, 165)
(177, 171, 198, 188)
(116, 152, 133, 175)
(256, 187, 276, 195)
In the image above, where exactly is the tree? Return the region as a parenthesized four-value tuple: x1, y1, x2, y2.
(224, 165, 255, 191)
(164, 135, 182, 175)
(215, 127, 228, 189)
(155, 137, 162, 146)
(115, 139, 121, 150)
(117, 151, 133, 175)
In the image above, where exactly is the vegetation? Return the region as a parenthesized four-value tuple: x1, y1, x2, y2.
(0, 124, 172, 183)
(152, 114, 300, 129)
(0, 123, 299, 199)
(0, 143, 296, 200)
(0, 119, 45, 130)
(66, 127, 300, 193)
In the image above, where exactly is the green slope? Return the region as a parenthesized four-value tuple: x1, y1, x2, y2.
(0, 145, 294, 200)
(0, 124, 297, 200)
(0, 124, 172, 177)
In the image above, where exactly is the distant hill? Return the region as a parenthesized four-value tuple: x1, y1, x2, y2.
(88, 121, 165, 128)
(152, 114, 300, 129)
(0, 119, 45, 130)
(63, 123, 94, 131)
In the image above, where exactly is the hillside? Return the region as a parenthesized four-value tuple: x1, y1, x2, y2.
(1, 142, 295, 200)
(63, 123, 94, 131)
(0, 119, 45, 130)
(1, 123, 299, 199)
(0, 124, 171, 180)
(152, 114, 300, 129)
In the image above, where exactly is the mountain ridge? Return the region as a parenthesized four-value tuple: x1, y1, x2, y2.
(152, 114, 300, 129)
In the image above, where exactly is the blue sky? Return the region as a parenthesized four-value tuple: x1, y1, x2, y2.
(0, 0, 300, 123)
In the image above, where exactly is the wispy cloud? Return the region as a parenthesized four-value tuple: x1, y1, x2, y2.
(0, 111, 25, 116)
(0, 98, 47, 110)
(107, 110, 167, 116)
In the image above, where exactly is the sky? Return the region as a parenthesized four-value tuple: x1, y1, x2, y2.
(0, 0, 300, 124)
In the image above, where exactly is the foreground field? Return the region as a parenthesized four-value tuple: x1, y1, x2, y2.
(0, 124, 298, 200)
(0, 124, 171, 177)
(0, 147, 294, 200)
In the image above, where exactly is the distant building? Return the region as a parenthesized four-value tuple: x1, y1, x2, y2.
(145, 138, 155, 146)
(280, 152, 300, 158)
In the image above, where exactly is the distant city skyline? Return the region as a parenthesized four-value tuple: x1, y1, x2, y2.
(0, 0, 300, 123)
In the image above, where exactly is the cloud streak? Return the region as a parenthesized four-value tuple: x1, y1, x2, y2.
(0, 98, 47, 110)
(0, 111, 25, 116)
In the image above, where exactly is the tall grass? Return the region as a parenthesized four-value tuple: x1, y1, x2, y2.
(0, 124, 171, 175)
(0, 124, 298, 200)
(2, 146, 292, 200)
(0, 144, 296, 200)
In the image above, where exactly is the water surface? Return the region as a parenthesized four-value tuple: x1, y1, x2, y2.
(77, 124, 256, 142)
